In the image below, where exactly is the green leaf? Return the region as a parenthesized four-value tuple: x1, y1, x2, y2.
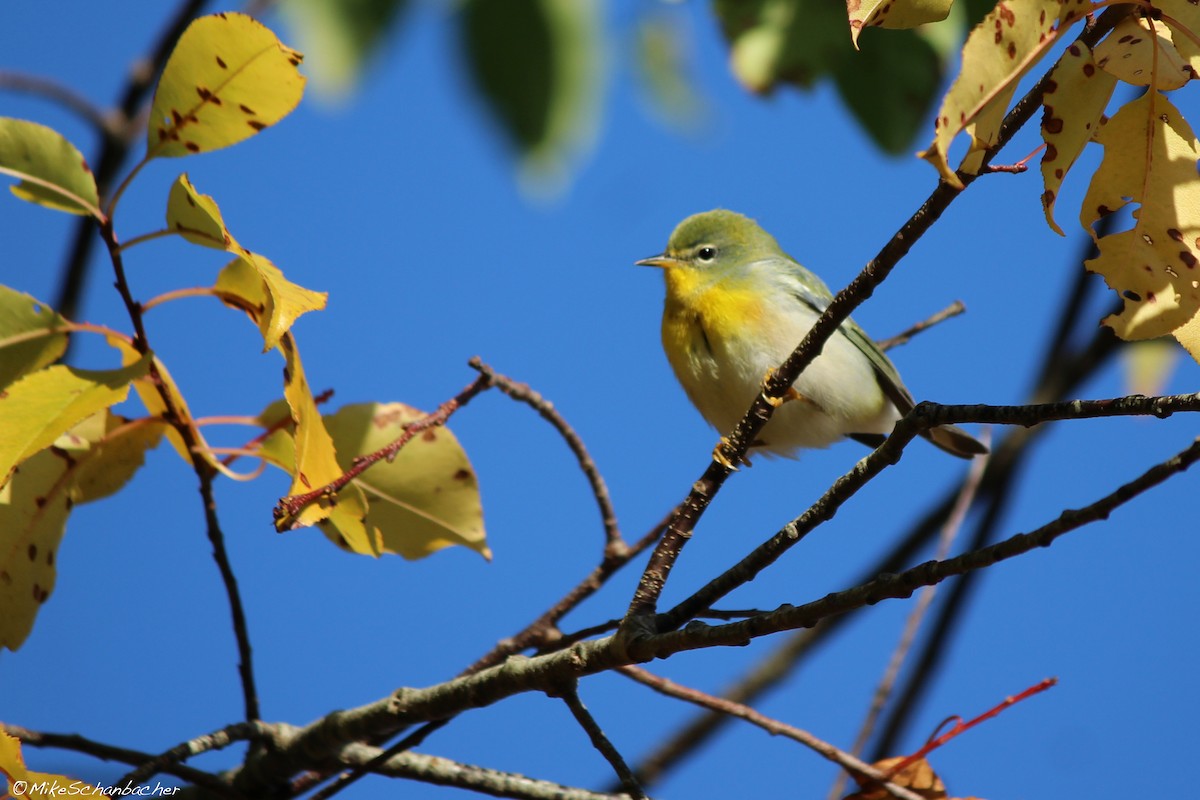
(633, 11, 709, 130)
(713, 0, 951, 153)
(280, 0, 409, 95)
(0, 117, 100, 216)
(0, 356, 152, 488)
(148, 12, 306, 158)
(0, 287, 69, 390)
(833, 28, 945, 155)
(459, 0, 601, 184)
(322, 402, 489, 561)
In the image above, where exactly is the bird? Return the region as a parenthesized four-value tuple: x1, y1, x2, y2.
(636, 209, 986, 461)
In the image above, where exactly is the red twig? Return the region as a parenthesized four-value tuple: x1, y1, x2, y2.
(885, 677, 1058, 778)
(274, 375, 493, 525)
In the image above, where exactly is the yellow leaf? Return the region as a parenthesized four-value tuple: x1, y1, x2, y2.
(109, 336, 194, 462)
(63, 412, 164, 505)
(0, 731, 107, 796)
(1122, 338, 1180, 395)
(148, 12, 305, 158)
(1163, 0, 1200, 76)
(0, 357, 150, 488)
(0, 286, 68, 390)
(322, 402, 489, 561)
(919, 0, 1086, 187)
(170, 176, 327, 349)
(0, 412, 162, 650)
(1040, 41, 1118, 235)
(0, 448, 71, 651)
(0, 117, 100, 217)
(259, 427, 374, 553)
(166, 172, 233, 249)
(1081, 90, 1200, 349)
(849, 0, 953, 47)
(1171, 305, 1200, 361)
(1094, 14, 1191, 90)
(277, 335, 343, 529)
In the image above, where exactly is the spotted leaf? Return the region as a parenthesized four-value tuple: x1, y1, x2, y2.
(919, 0, 1089, 187)
(1094, 14, 1190, 90)
(1040, 42, 1118, 235)
(1081, 90, 1200, 359)
(0, 117, 99, 217)
(321, 403, 489, 561)
(148, 12, 305, 158)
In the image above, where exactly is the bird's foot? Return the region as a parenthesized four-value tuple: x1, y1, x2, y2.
(761, 368, 805, 407)
(712, 438, 752, 470)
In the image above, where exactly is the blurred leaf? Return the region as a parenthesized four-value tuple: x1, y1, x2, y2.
(322, 403, 489, 561)
(280, 0, 409, 96)
(148, 12, 306, 158)
(0, 117, 99, 216)
(1122, 338, 1180, 396)
(0, 287, 68, 390)
(1039, 42, 1117, 235)
(459, 0, 602, 184)
(849, 0, 953, 46)
(169, 175, 327, 349)
(0, 356, 150, 488)
(1081, 91, 1200, 361)
(714, 0, 953, 153)
(714, 0, 847, 92)
(634, 11, 710, 130)
(834, 28, 944, 154)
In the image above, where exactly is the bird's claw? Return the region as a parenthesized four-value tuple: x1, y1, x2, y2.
(761, 368, 804, 407)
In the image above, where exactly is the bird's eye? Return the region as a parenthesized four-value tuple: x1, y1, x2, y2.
(697, 246, 717, 262)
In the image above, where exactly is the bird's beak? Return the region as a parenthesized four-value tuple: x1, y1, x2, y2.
(635, 253, 682, 269)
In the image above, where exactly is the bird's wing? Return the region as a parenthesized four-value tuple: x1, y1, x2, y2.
(775, 260, 916, 414)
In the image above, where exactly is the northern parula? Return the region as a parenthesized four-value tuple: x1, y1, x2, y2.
(637, 209, 986, 460)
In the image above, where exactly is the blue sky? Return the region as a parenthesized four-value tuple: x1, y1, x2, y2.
(2, 2, 1198, 799)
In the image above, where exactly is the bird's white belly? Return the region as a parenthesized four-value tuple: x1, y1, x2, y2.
(667, 300, 898, 456)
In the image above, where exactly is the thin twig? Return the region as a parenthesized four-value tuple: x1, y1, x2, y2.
(470, 357, 623, 552)
(0, 71, 121, 137)
(884, 677, 1057, 777)
(274, 372, 494, 525)
(112, 721, 269, 790)
(101, 214, 259, 721)
(302, 719, 451, 800)
(829, 436, 991, 800)
(558, 683, 647, 800)
(876, 301, 966, 352)
(55, 0, 211, 324)
(619, 667, 926, 800)
(462, 507, 671, 676)
(2, 723, 241, 797)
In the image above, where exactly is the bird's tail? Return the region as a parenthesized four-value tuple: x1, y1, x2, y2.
(924, 423, 989, 459)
